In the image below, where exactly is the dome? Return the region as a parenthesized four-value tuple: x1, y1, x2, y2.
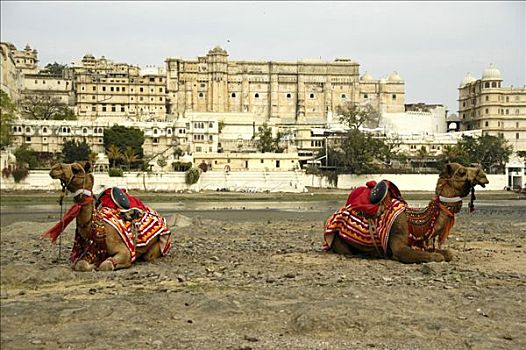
(481, 63, 501, 80)
(208, 46, 228, 55)
(387, 71, 403, 82)
(360, 71, 374, 81)
(460, 72, 476, 87)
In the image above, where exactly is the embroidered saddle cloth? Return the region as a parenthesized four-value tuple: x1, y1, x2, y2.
(323, 199, 406, 255)
(98, 206, 172, 262)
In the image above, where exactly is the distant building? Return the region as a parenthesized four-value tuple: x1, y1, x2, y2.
(458, 64, 526, 152)
(165, 47, 405, 123)
(0, 42, 23, 101)
(72, 54, 167, 119)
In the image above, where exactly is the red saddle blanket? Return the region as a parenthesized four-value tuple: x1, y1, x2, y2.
(99, 206, 172, 262)
(323, 199, 406, 255)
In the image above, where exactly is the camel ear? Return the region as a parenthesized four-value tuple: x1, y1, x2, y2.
(440, 163, 454, 178)
(83, 161, 92, 173)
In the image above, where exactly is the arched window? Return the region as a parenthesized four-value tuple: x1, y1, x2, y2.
(309, 93, 315, 99)
(231, 93, 236, 98)
(83, 128, 88, 134)
(25, 127, 31, 133)
(255, 93, 259, 98)
(491, 82, 496, 88)
(286, 93, 292, 98)
(484, 82, 490, 88)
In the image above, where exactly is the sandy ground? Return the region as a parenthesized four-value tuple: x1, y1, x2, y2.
(1, 201, 525, 350)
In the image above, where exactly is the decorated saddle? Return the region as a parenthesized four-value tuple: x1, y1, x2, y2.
(94, 188, 172, 262)
(323, 180, 407, 255)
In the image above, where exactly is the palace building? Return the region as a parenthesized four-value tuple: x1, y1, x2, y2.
(458, 64, 526, 151)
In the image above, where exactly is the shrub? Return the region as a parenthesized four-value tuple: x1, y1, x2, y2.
(185, 168, 200, 185)
(12, 165, 29, 183)
(172, 161, 192, 172)
(108, 167, 123, 177)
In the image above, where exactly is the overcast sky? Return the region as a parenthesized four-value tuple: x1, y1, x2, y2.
(1, 1, 524, 113)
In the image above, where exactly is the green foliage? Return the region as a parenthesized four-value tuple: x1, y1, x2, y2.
(157, 156, 167, 169)
(516, 151, 526, 160)
(108, 167, 123, 177)
(256, 123, 284, 153)
(103, 125, 144, 168)
(337, 103, 380, 130)
(185, 168, 200, 185)
(41, 62, 67, 76)
(62, 140, 91, 163)
(0, 90, 17, 147)
(172, 161, 193, 172)
(12, 165, 29, 183)
(436, 134, 512, 173)
(173, 147, 184, 159)
(14, 145, 40, 169)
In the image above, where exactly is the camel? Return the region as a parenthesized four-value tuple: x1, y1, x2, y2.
(43, 161, 171, 271)
(323, 163, 489, 263)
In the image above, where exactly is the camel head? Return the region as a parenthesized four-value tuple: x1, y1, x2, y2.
(49, 161, 94, 193)
(437, 163, 489, 198)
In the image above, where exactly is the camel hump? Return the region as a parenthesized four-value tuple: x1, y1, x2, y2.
(110, 187, 130, 209)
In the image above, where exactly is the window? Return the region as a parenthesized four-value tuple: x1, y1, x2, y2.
(92, 86, 96, 91)
(208, 135, 213, 141)
(517, 133, 520, 139)
(81, 86, 84, 90)
(83, 128, 88, 134)
(92, 106, 96, 112)
(364, 94, 368, 99)
(42, 127, 48, 133)
(159, 87, 163, 93)
(122, 87, 126, 92)
(485, 96, 489, 101)
(199, 92, 204, 98)
(341, 94, 347, 99)
(309, 93, 314, 99)
(286, 93, 292, 98)
(506, 96, 509, 102)
(485, 82, 489, 88)
(485, 121, 488, 127)
(111, 104, 116, 112)
(26, 137, 31, 142)
(153, 137, 159, 144)
(255, 93, 259, 98)
(116, 87, 120, 92)
(506, 109, 509, 115)
(92, 96, 96, 100)
(25, 127, 31, 133)
(231, 93, 236, 98)
(102, 87, 106, 91)
(276, 160, 280, 168)
(209, 122, 213, 128)
(102, 104, 107, 112)
(140, 87, 144, 92)
(260, 159, 264, 164)
(110, 87, 114, 92)
(491, 82, 496, 88)
(516, 109, 520, 115)
(485, 108, 489, 114)
(392, 94, 396, 100)
(121, 106, 125, 112)
(196, 146, 202, 152)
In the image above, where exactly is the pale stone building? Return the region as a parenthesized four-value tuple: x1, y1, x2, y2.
(72, 54, 167, 119)
(193, 151, 300, 172)
(0, 42, 24, 101)
(458, 64, 526, 152)
(9, 43, 39, 75)
(22, 73, 75, 106)
(165, 47, 405, 122)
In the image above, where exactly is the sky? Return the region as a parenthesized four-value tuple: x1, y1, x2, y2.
(1, 1, 525, 114)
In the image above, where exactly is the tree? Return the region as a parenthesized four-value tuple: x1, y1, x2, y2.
(103, 125, 144, 168)
(256, 123, 283, 153)
(106, 144, 122, 168)
(40, 62, 67, 76)
(337, 103, 380, 130)
(0, 91, 17, 148)
(517, 151, 526, 160)
(14, 145, 40, 169)
(62, 140, 91, 163)
(457, 134, 512, 173)
(20, 95, 76, 120)
(122, 146, 138, 170)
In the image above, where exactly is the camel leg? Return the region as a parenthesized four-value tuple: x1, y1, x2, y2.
(99, 249, 132, 271)
(99, 226, 132, 271)
(389, 222, 445, 264)
(73, 259, 96, 272)
(330, 234, 356, 256)
(435, 249, 453, 262)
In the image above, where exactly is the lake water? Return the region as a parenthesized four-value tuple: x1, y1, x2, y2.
(1, 199, 525, 228)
